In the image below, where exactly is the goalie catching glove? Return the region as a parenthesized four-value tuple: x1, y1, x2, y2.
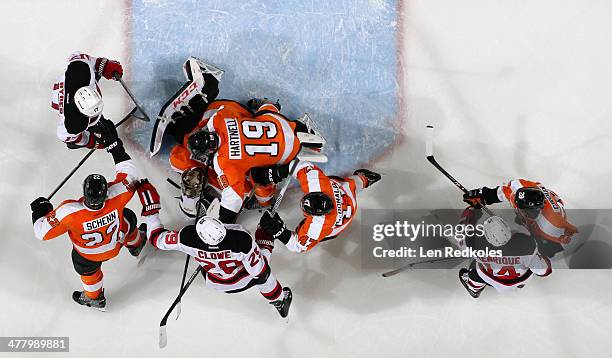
(136, 179, 161, 216)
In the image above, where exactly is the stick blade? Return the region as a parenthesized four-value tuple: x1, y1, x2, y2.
(159, 325, 168, 348)
(426, 125, 434, 157)
(175, 302, 181, 320)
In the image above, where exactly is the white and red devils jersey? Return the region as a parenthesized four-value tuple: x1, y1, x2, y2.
(285, 161, 359, 253)
(497, 179, 577, 244)
(51, 52, 101, 145)
(464, 233, 552, 292)
(33, 160, 139, 261)
(146, 217, 270, 291)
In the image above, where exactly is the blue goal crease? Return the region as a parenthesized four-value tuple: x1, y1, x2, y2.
(129, 0, 399, 175)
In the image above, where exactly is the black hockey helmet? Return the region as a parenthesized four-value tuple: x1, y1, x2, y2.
(514, 187, 544, 218)
(188, 129, 219, 161)
(83, 174, 108, 210)
(300, 192, 334, 216)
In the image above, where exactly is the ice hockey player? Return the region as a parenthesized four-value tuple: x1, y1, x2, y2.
(135, 180, 293, 318)
(170, 97, 313, 223)
(257, 161, 381, 253)
(462, 179, 577, 256)
(50, 52, 123, 149)
(29, 118, 146, 311)
(456, 208, 552, 298)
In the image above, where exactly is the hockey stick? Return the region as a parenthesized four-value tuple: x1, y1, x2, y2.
(267, 148, 328, 216)
(381, 126, 494, 278)
(175, 156, 214, 320)
(114, 74, 151, 122)
(425, 125, 494, 217)
(382, 257, 466, 277)
(159, 187, 256, 348)
(47, 107, 138, 200)
(159, 264, 202, 348)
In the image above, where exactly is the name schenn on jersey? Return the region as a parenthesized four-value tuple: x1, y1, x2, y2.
(82, 210, 118, 231)
(225, 118, 242, 159)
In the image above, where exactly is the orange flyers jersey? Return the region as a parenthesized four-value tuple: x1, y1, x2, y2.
(286, 162, 358, 253)
(33, 160, 139, 261)
(498, 179, 577, 244)
(204, 100, 301, 212)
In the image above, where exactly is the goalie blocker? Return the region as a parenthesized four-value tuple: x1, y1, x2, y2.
(150, 57, 224, 157)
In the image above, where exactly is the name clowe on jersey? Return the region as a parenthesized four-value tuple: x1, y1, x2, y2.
(225, 118, 242, 159)
(82, 210, 118, 231)
(197, 250, 231, 260)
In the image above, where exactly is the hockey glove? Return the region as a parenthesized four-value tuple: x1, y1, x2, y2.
(463, 188, 485, 209)
(95, 117, 124, 153)
(353, 168, 381, 188)
(259, 211, 291, 242)
(250, 164, 290, 186)
(255, 227, 275, 253)
(136, 179, 161, 216)
(30, 197, 53, 223)
(95, 57, 123, 80)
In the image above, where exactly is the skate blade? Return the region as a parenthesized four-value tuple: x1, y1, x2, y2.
(87, 305, 106, 312)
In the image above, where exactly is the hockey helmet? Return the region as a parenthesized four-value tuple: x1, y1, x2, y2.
(515, 187, 544, 218)
(188, 130, 219, 161)
(482, 216, 512, 247)
(196, 216, 226, 246)
(300, 192, 334, 216)
(83, 174, 108, 210)
(74, 86, 104, 118)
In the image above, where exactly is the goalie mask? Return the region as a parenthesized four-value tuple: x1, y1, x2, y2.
(188, 129, 219, 161)
(74, 85, 104, 119)
(482, 216, 512, 247)
(300, 192, 334, 216)
(83, 174, 108, 210)
(196, 216, 226, 246)
(181, 167, 206, 199)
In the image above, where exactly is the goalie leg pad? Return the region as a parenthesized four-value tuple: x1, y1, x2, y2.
(150, 57, 223, 156)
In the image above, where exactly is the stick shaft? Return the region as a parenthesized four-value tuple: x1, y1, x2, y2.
(382, 257, 465, 277)
(117, 77, 151, 122)
(47, 108, 137, 200)
(160, 266, 202, 326)
(425, 126, 495, 217)
(269, 159, 300, 216)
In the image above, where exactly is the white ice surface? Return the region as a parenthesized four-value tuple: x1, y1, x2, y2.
(1, 1, 611, 357)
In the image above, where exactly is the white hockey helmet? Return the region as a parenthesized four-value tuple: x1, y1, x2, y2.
(482, 216, 512, 247)
(196, 216, 226, 246)
(74, 85, 103, 118)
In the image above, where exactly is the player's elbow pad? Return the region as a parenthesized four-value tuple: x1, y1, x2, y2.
(482, 186, 502, 205)
(218, 206, 238, 224)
